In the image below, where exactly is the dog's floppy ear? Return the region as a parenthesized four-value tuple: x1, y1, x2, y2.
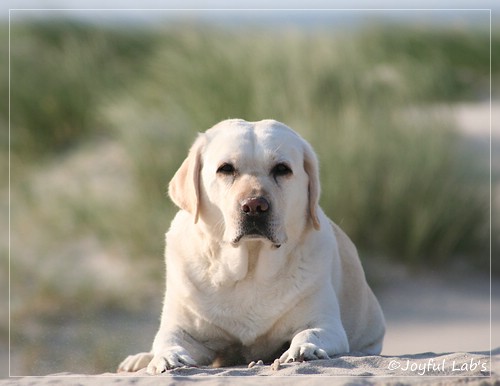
(303, 141, 321, 230)
(168, 135, 205, 223)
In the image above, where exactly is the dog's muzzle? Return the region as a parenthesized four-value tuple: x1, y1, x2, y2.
(232, 197, 281, 247)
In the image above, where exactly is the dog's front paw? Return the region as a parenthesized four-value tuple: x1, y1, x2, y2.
(146, 346, 197, 374)
(279, 343, 330, 364)
(117, 352, 153, 372)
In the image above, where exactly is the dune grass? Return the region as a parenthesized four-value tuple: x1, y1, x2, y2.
(7, 20, 159, 158)
(6, 22, 494, 266)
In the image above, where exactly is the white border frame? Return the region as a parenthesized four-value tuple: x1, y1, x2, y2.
(7, 7, 494, 380)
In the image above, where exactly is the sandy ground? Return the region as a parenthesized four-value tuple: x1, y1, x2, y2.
(0, 349, 498, 385)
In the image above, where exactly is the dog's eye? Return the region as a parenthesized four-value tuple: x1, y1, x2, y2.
(217, 163, 235, 175)
(271, 163, 292, 177)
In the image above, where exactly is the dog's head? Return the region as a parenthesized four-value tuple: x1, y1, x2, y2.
(168, 119, 320, 248)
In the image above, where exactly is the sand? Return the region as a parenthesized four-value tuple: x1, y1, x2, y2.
(0, 349, 498, 385)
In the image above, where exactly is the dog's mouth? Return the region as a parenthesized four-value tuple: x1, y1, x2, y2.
(231, 220, 283, 248)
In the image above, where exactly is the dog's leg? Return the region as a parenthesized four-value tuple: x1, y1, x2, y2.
(147, 327, 215, 374)
(117, 352, 153, 373)
(277, 292, 350, 364)
(279, 325, 349, 363)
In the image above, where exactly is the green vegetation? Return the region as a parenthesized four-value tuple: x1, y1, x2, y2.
(7, 21, 160, 157)
(6, 21, 495, 265)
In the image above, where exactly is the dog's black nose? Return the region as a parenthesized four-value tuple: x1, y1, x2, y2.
(241, 197, 270, 215)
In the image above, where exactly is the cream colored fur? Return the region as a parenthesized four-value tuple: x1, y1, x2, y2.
(118, 119, 385, 374)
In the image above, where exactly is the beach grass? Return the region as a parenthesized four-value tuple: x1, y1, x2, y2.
(6, 21, 495, 273)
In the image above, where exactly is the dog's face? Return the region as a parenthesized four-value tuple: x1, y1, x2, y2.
(169, 119, 321, 248)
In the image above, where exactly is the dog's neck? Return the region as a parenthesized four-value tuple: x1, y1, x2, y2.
(210, 240, 288, 287)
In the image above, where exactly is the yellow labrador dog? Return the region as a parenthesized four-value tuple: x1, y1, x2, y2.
(118, 119, 385, 374)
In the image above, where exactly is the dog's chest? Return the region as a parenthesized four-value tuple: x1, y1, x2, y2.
(176, 242, 322, 346)
(194, 271, 308, 345)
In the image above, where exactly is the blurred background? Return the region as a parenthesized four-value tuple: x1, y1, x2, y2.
(2, 1, 499, 376)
